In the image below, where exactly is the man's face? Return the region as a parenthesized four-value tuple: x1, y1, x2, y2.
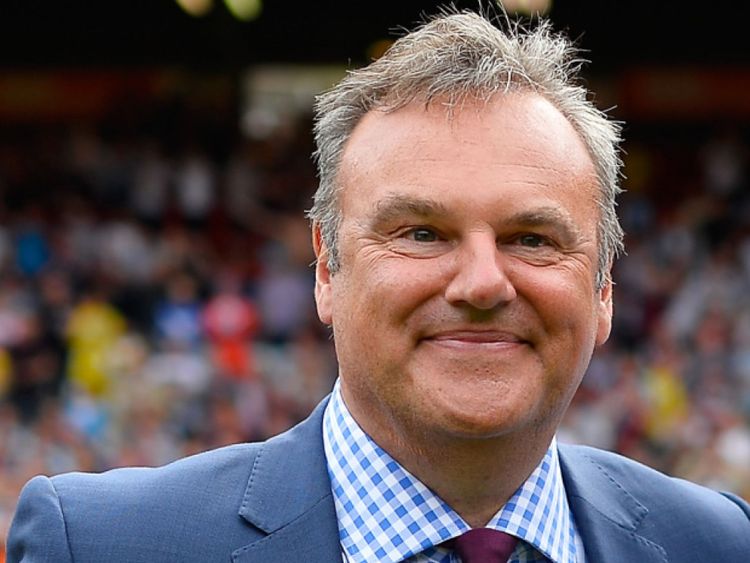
(314, 93, 612, 446)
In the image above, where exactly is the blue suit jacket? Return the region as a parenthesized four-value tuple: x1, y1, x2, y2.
(7, 398, 750, 562)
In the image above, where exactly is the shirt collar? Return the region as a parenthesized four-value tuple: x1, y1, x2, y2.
(323, 380, 578, 563)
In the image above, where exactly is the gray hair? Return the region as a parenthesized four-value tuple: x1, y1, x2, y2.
(309, 9, 624, 289)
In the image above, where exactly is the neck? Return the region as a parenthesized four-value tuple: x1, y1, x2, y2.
(358, 412, 555, 528)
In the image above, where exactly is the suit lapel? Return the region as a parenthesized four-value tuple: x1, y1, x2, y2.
(232, 399, 342, 562)
(230, 403, 674, 562)
(558, 445, 668, 563)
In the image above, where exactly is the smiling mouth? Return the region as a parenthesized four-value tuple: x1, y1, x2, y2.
(422, 330, 529, 348)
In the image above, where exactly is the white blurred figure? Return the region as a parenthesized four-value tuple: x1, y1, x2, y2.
(131, 142, 172, 228)
(174, 148, 216, 229)
(97, 218, 156, 284)
(223, 141, 263, 230)
(701, 127, 747, 199)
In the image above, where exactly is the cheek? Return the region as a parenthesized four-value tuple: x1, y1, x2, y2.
(349, 256, 439, 306)
(329, 265, 394, 333)
(516, 266, 602, 378)
(517, 262, 599, 320)
(516, 272, 592, 333)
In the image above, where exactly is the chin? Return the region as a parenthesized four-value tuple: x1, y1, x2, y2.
(433, 406, 532, 441)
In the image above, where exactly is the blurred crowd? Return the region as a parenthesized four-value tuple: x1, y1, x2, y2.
(561, 125, 750, 498)
(0, 110, 749, 548)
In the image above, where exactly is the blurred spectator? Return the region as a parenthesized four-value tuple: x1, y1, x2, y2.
(5, 311, 65, 423)
(131, 142, 172, 228)
(701, 126, 747, 201)
(13, 209, 50, 277)
(223, 140, 264, 231)
(174, 148, 216, 230)
(153, 271, 203, 349)
(65, 288, 126, 397)
(202, 269, 259, 380)
(255, 216, 316, 343)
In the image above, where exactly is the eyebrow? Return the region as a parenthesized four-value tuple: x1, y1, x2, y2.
(508, 207, 584, 242)
(510, 207, 578, 228)
(371, 194, 450, 225)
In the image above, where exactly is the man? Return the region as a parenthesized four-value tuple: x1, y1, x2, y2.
(7, 10, 750, 563)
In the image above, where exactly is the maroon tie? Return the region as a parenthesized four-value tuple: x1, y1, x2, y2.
(452, 528, 518, 562)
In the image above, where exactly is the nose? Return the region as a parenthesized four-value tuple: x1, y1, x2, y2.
(444, 233, 517, 310)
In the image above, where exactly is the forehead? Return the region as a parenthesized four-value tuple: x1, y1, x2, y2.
(337, 93, 597, 210)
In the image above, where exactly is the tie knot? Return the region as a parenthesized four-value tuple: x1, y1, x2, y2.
(452, 528, 518, 562)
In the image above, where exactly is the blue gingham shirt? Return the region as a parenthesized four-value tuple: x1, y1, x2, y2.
(323, 381, 585, 563)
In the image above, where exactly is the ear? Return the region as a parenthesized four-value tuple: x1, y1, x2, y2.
(595, 275, 613, 347)
(312, 223, 333, 325)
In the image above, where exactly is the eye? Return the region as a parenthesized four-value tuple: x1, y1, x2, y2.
(517, 233, 549, 248)
(405, 227, 440, 243)
(388, 226, 451, 258)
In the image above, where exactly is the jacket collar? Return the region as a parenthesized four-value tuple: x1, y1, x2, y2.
(233, 398, 342, 562)
(232, 401, 671, 563)
(558, 444, 668, 563)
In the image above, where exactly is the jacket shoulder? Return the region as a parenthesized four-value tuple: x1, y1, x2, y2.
(53, 441, 263, 497)
(559, 443, 750, 552)
(563, 444, 749, 508)
(8, 398, 333, 563)
(8, 443, 267, 563)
